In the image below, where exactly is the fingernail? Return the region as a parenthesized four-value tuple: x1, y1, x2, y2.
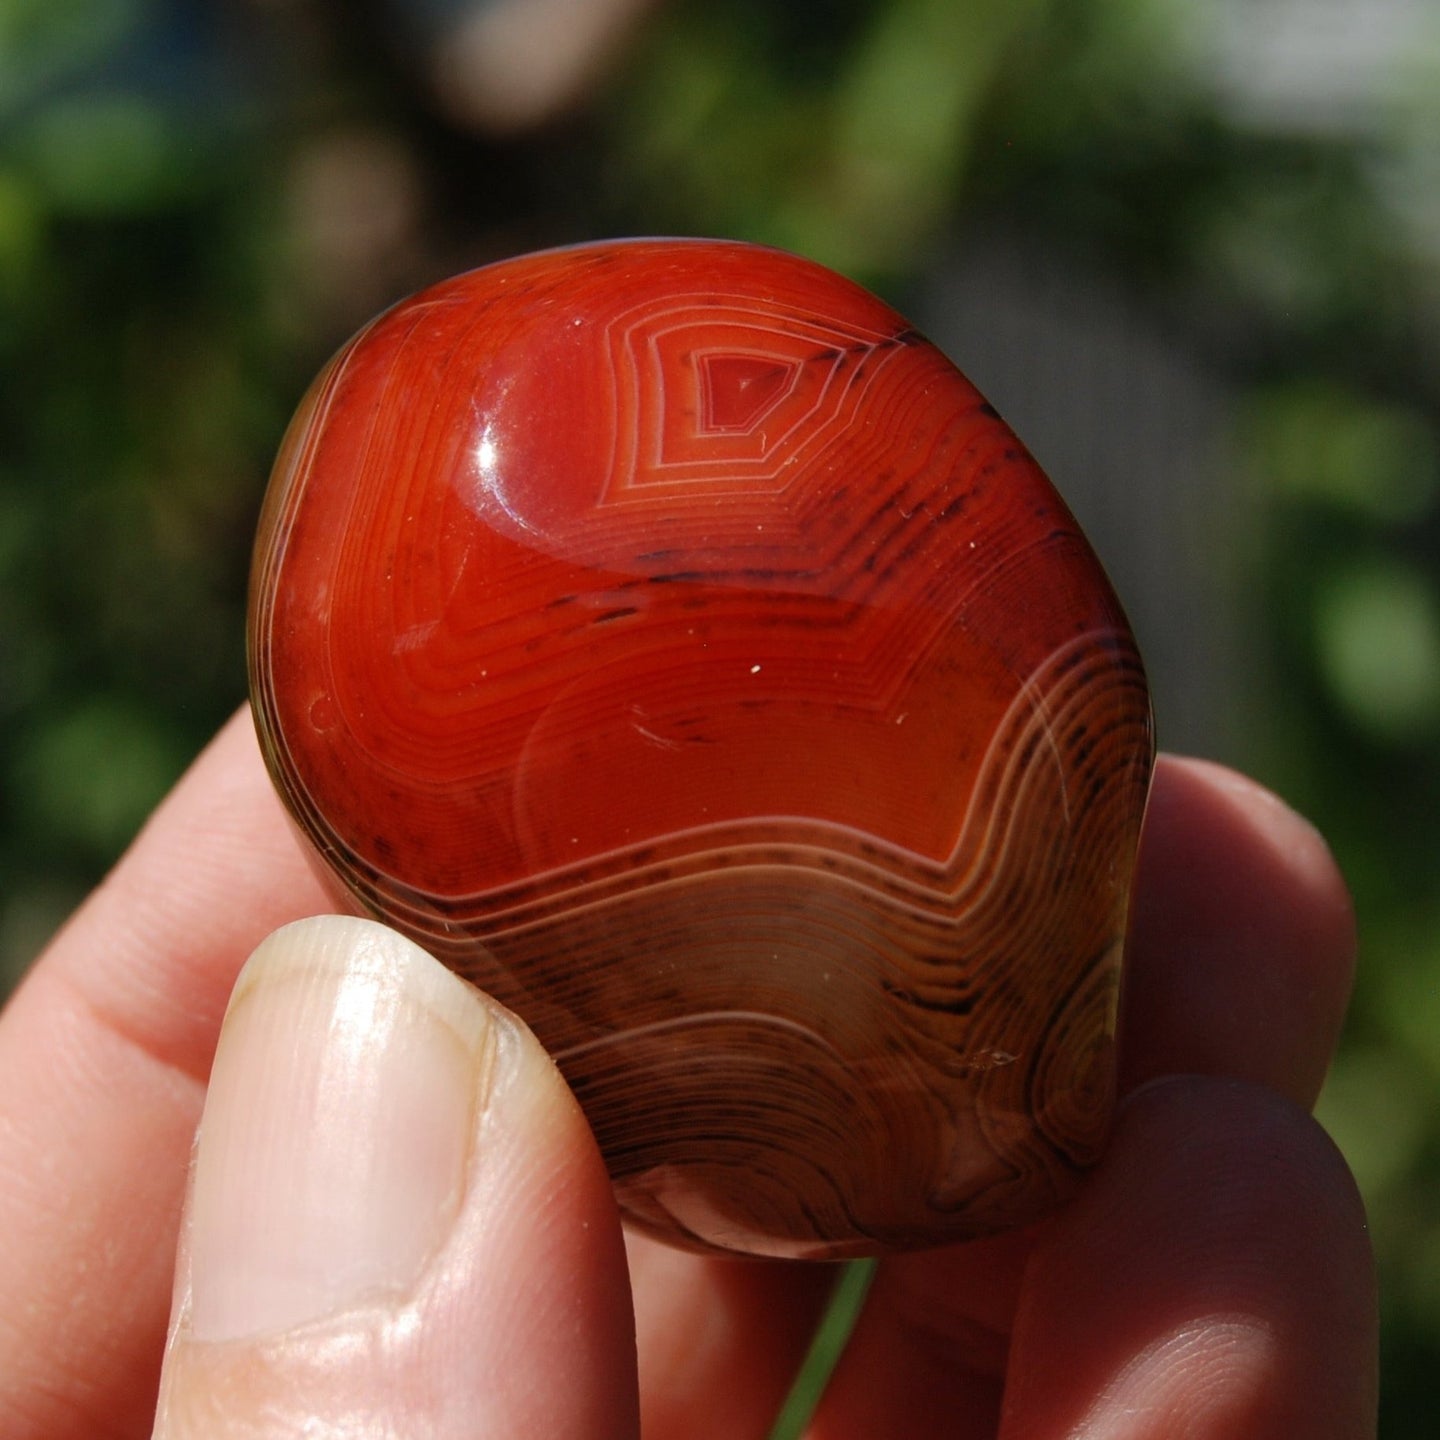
(185, 916, 494, 1341)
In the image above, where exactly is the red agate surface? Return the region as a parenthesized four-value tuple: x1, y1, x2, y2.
(249, 238, 1153, 1257)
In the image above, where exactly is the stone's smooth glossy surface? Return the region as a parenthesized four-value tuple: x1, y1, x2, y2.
(249, 238, 1154, 1258)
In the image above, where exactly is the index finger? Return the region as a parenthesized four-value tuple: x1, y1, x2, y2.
(0, 708, 332, 1440)
(1119, 756, 1356, 1105)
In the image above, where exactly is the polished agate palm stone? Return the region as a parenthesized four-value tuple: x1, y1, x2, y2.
(249, 238, 1154, 1258)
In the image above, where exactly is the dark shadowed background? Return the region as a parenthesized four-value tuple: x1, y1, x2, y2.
(2, 0, 1437, 1427)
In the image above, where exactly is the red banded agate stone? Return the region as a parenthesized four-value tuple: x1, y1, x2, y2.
(249, 238, 1153, 1258)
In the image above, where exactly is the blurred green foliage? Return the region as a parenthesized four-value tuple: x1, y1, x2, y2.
(2, 0, 1438, 1428)
(1, 0, 294, 958)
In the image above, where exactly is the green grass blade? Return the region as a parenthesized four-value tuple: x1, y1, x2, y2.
(767, 1258, 877, 1440)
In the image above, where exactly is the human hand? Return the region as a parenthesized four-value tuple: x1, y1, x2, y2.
(0, 708, 1375, 1437)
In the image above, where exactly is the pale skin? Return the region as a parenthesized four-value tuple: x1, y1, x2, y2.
(0, 707, 1376, 1438)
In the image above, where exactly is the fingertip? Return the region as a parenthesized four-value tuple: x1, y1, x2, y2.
(1154, 755, 1355, 943)
(157, 916, 637, 1439)
(1004, 1076, 1377, 1440)
(1121, 755, 1356, 1107)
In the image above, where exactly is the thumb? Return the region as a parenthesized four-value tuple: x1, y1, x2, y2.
(153, 916, 637, 1439)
